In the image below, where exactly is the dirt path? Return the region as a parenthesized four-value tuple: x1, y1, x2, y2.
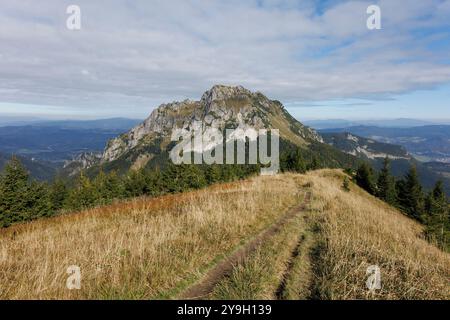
(275, 232, 305, 299)
(179, 191, 312, 300)
(274, 212, 317, 300)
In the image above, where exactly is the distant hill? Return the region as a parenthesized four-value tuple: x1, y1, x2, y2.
(0, 116, 43, 127)
(0, 119, 141, 181)
(0, 117, 142, 130)
(319, 125, 450, 163)
(321, 132, 411, 160)
(0, 121, 138, 166)
(424, 162, 450, 179)
(305, 119, 442, 130)
(322, 131, 450, 195)
(32, 118, 142, 130)
(0, 152, 56, 181)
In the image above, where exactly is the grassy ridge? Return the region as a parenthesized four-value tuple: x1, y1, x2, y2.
(308, 170, 450, 300)
(0, 176, 302, 299)
(0, 170, 448, 300)
(210, 212, 311, 300)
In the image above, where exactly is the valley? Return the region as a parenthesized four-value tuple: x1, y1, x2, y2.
(0, 122, 136, 164)
(0, 152, 56, 181)
(0, 119, 140, 180)
(320, 131, 450, 195)
(319, 125, 450, 163)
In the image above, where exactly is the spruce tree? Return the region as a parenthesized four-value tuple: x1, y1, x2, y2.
(184, 165, 207, 190)
(124, 169, 148, 197)
(147, 169, 163, 196)
(66, 172, 98, 210)
(105, 171, 124, 199)
(355, 162, 376, 195)
(0, 156, 29, 227)
(309, 156, 320, 171)
(93, 170, 123, 204)
(377, 157, 397, 205)
(50, 177, 68, 211)
(205, 164, 222, 184)
(290, 149, 306, 173)
(25, 181, 53, 220)
(398, 166, 425, 221)
(425, 181, 449, 249)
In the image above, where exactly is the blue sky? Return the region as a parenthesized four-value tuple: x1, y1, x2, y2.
(0, 0, 449, 121)
(288, 84, 450, 120)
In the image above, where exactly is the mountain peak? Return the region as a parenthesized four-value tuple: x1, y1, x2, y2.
(201, 85, 252, 105)
(202, 84, 252, 100)
(99, 85, 323, 164)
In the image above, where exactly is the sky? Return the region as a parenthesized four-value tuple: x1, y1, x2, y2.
(0, 0, 449, 121)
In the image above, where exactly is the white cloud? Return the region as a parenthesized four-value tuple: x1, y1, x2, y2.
(0, 0, 449, 117)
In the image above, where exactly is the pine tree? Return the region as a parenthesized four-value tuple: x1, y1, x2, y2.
(66, 172, 98, 210)
(355, 162, 376, 195)
(289, 149, 306, 173)
(425, 181, 449, 249)
(124, 169, 148, 197)
(105, 171, 124, 199)
(220, 165, 236, 182)
(146, 169, 163, 197)
(376, 157, 396, 205)
(50, 177, 68, 211)
(25, 181, 53, 220)
(0, 156, 30, 227)
(309, 156, 320, 171)
(92, 170, 123, 204)
(205, 164, 222, 184)
(398, 166, 425, 221)
(184, 165, 207, 190)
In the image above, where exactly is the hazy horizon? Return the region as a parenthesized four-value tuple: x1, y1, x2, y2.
(1, 113, 450, 125)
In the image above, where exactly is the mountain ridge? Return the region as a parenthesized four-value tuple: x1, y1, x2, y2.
(321, 131, 450, 195)
(319, 125, 450, 163)
(95, 85, 324, 172)
(58, 85, 450, 197)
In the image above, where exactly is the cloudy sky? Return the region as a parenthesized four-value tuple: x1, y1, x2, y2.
(0, 0, 449, 121)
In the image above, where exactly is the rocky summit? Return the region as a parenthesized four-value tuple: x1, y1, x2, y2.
(98, 85, 322, 171)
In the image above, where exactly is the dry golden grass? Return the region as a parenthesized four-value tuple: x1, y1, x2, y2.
(0, 176, 303, 300)
(305, 169, 450, 300)
(1, 170, 449, 300)
(281, 228, 315, 300)
(210, 213, 308, 300)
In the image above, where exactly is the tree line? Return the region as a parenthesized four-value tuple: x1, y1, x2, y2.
(280, 146, 449, 251)
(0, 145, 326, 229)
(0, 156, 259, 228)
(1, 151, 448, 252)
(353, 158, 449, 251)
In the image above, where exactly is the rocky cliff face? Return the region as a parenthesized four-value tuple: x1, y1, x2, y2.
(321, 132, 411, 160)
(63, 152, 103, 176)
(62, 85, 324, 174)
(101, 85, 322, 165)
